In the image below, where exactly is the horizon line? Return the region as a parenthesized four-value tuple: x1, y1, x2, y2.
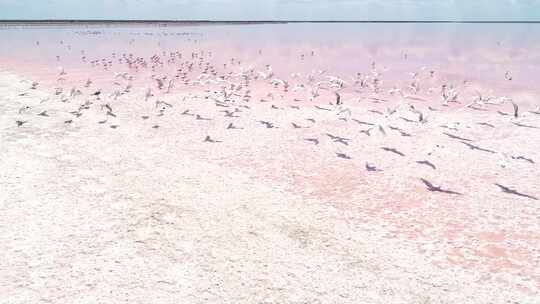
(1, 19, 540, 24)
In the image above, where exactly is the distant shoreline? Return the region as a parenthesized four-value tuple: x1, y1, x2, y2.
(1, 20, 539, 29)
(1, 20, 540, 25)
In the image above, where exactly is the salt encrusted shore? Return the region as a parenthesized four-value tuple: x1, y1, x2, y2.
(1, 70, 539, 303)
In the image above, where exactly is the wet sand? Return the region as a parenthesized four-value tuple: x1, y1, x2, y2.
(1, 24, 539, 303)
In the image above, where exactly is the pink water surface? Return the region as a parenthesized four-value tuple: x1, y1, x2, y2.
(1, 23, 540, 106)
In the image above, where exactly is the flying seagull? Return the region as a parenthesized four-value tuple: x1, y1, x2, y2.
(221, 110, 239, 118)
(360, 128, 373, 136)
(511, 102, 519, 118)
(18, 106, 31, 114)
(335, 92, 342, 105)
(70, 111, 82, 118)
(378, 125, 387, 136)
(409, 105, 427, 123)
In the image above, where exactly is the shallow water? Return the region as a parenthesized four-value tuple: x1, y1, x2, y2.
(1, 23, 539, 105)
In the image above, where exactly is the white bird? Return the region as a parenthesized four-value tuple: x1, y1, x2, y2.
(314, 80, 333, 89)
(270, 78, 286, 86)
(196, 73, 211, 80)
(388, 87, 401, 95)
(258, 65, 274, 80)
(441, 85, 459, 106)
(290, 72, 301, 78)
(114, 72, 128, 80)
(326, 76, 347, 87)
(292, 84, 305, 92)
(145, 88, 153, 101)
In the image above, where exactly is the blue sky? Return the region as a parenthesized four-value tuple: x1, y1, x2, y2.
(1, 0, 539, 21)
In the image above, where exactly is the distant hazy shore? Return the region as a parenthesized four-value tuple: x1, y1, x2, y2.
(1, 20, 539, 26)
(0, 20, 290, 29)
(1, 20, 539, 31)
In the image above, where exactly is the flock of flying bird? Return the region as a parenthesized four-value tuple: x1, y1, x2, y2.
(11, 36, 540, 201)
